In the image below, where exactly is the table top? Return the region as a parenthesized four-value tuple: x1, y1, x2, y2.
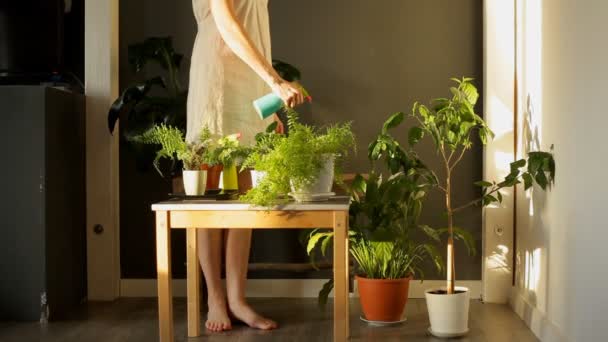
(151, 196, 351, 211)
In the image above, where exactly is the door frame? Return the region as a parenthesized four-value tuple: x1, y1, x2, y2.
(85, 0, 120, 301)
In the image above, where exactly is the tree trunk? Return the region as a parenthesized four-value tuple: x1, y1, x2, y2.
(446, 167, 456, 294)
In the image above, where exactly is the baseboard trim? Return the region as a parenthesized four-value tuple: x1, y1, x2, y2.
(120, 278, 481, 299)
(510, 286, 569, 342)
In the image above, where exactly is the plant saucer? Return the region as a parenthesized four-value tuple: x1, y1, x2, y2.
(360, 316, 407, 326)
(427, 327, 469, 338)
(288, 192, 335, 202)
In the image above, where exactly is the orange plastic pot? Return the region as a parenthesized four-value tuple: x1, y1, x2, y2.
(356, 275, 412, 322)
(201, 164, 223, 190)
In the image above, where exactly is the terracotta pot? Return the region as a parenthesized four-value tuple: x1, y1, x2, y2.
(202, 164, 223, 190)
(356, 275, 412, 322)
(237, 168, 253, 193)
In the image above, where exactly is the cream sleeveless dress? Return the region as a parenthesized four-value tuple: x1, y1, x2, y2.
(187, 0, 274, 144)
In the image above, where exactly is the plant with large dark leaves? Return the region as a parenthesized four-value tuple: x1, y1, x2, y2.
(107, 37, 187, 172)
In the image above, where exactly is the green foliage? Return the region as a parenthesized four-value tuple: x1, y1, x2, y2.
(410, 77, 494, 153)
(108, 37, 186, 137)
(134, 124, 211, 175)
(107, 37, 187, 173)
(405, 77, 556, 293)
(306, 113, 443, 306)
(202, 133, 249, 168)
(241, 109, 355, 207)
(472, 147, 556, 208)
(272, 59, 302, 82)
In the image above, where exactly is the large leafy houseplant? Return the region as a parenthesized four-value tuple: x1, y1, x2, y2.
(306, 113, 449, 318)
(407, 78, 555, 336)
(240, 110, 355, 207)
(108, 37, 186, 141)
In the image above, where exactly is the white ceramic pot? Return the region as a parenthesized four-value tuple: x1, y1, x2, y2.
(250, 170, 267, 188)
(182, 170, 207, 196)
(290, 154, 335, 195)
(425, 286, 470, 338)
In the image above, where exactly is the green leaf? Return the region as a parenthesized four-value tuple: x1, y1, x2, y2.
(453, 227, 477, 256)
(272, 59, 302, 82)
(474, 181, 493, 187)
(307, 231, 332, 255)
(318, 278, 334, 308)
(408, 126, 424, 146)
(497, 191, 503, 203)
(420, 225, 440, 241)
(482, 194, 498, 206)
(460, 80, 479, 105)
(265, 121, 278, 133)
(320, 234, 334, 257)
(382, 112, 405, 133)
(511, 159, 526, 171)
(522, 172, 534, 190)
(535, 171, 548, 190)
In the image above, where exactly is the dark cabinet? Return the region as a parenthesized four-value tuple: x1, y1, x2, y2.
(0, 86, 86, 321)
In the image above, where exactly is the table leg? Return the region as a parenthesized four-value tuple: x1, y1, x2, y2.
(333, 211, 349, 341)
(156, 211, 174, 342)
(186, 228, 201, 337)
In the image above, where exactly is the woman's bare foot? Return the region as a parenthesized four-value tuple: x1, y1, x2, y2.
(228, 300, 278, 330)
(206, 296, 232, 332)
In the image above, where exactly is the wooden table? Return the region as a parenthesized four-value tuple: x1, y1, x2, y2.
(151, 198, 351, 342)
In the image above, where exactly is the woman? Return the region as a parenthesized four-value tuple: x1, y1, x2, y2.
(186, 0, 304, 333)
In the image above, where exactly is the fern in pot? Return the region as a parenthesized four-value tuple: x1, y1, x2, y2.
(306, 113, 445, 323)
(135, 124, 211, 195)
(241, 111, 355, 206)
(406, 78, 556, 337)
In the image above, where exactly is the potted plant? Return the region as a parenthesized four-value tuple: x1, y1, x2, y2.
(240, 110, 355, 206)
(202, 132, 250, 191)
(306, 113, 446, 323)
(107, 37, 187, 172)
(407, 78, 555, 337)
(135, 124, 211, 195)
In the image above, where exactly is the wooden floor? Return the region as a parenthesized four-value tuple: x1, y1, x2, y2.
(0, 298, 537, 342)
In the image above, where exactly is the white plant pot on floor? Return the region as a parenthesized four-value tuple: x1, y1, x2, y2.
(183, 170, 207, 196)
(289, 154, 335, 202)
(425, 286, 470, 338)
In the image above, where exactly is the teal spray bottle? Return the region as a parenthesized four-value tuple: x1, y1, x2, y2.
(253, 86, 312, 119)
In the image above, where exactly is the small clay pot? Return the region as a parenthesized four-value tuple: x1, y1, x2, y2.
(237, 168, 253, 193)
(201, 164, 223, 190)
(356, 275, 412, 322)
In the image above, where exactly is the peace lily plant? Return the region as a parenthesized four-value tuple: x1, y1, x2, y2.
(406, 78, 555, 337)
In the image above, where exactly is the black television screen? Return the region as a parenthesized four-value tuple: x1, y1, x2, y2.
(0, 0, 64, 75)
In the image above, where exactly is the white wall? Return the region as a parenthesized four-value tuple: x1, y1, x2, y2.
(511, 1, 608, 341)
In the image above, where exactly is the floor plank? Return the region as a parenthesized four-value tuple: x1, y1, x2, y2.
(0, 298, 538, 342)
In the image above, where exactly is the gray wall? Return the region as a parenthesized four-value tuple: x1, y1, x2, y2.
(119, 0, 483, 280)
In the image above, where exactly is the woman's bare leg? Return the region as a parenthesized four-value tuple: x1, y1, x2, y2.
(198, 229, 231, 332)
(225, 229, 278, 330)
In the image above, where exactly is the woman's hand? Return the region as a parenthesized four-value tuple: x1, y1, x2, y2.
(270, 79, 305, 108)
(272, 114, 285, 134)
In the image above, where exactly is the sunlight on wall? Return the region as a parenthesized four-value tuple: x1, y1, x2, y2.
(482, 0, 516, 303)
(485, 244, 510, 274)
(524, 248, 542, 293)
(518, 0, 543, 151)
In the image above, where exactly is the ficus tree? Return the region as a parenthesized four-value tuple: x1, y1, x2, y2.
(408, 78, 555, 294)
